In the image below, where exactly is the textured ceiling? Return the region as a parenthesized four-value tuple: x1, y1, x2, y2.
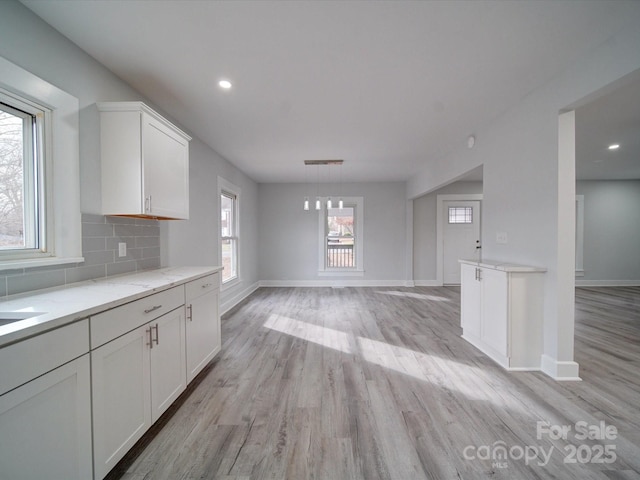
(22, 0, 640, 183)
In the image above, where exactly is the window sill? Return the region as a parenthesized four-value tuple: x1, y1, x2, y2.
(0, 256, 85, 273)
(318, 270, 364, 277)
(221, 276, 240, 291)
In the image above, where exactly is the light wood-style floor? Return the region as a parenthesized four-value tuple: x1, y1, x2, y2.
(109, 286, 640, 480)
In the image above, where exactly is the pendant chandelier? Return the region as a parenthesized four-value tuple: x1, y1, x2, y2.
(303, 159, 344, 211)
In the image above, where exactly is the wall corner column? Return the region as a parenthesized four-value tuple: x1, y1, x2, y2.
(543, 110, 580, 381)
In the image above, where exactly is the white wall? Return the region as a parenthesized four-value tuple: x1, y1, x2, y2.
(413, 181, 483, 283)
(0, 1, 259, 309)
(162, 140, 259, 312)
(0, 1, 142, 215)
(407, 17, 640, 378)
(258, 182, 408, 285)
(577, 180, 640, 285)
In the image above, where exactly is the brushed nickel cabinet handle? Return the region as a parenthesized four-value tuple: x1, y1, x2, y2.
(202, 283, 212, 289)
(187, 304, 193, 321)
(153, 323, 159, 345)
(147, 327, 153, 349)
(144, 305, 162, 314)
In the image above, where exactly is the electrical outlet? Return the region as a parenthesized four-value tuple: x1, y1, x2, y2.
(496, 232, 508, 244)
(118, 242, 127, 257)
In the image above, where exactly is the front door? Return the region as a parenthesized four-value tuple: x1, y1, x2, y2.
(442, 200, 481, 285)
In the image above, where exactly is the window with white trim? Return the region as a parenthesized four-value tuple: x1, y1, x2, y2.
(0, 57, 82, 271)
(318, 196, 364, 275)
(0, 91, 48, 258)
(219, 177, 240, 284)
(326, 205, 355, 268)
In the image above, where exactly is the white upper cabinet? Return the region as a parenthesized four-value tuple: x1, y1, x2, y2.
(97, 102, 191, 219)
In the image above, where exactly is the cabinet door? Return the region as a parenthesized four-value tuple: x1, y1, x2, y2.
(186, 289, 221, 383)
(142, 112, 189, 219)
(92, 326, 152, 480)
(150, 308, 187, 423)
(460, 263, 482, 338)
(480, 268, 509, 356)
(0, 355, 92, 480)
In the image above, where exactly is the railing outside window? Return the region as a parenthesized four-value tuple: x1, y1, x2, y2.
(327, 241, 354, 268)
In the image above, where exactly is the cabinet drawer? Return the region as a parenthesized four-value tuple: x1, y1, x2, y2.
(91, 286, 184, 349)
(185, 273, 220, 301)
(0, 319, 89, 396)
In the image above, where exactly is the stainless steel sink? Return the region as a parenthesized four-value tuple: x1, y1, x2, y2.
(0, 312, 46, 327)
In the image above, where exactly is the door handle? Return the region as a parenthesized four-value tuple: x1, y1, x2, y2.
(153, 323, 159, 345)
(147, 327, 153, 349)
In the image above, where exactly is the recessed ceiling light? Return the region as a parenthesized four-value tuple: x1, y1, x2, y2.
(608, 144, 620, 150)
(218, 80, 232, 89)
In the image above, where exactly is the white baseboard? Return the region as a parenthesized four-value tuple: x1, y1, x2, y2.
(541, 354, 581, 381)
(575, 279, 640, 287)
(220, 281, 260, 315)
(414, 280, 441, 287)
(259, 279, 413, 288)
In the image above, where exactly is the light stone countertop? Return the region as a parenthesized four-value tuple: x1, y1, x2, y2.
(458, 259, 547, 273)
(0, 266, 222, 348)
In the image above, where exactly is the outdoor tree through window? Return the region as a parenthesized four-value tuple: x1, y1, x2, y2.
(0, 99, 41, 252)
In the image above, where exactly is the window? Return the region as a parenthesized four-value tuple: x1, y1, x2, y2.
(219, 177, 240, 284)
(0, 94, 46, 255)
(326, 206, 355, 268)
(575, 195, 584, 276)
(448, 206, 473, 224)
(0, 57, 82, 271)
(318, 196, 364, 275)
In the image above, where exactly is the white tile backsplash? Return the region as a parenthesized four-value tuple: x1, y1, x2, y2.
(0, 214, 161, 298)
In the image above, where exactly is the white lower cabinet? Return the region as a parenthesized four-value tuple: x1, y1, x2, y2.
(460, 262, 482, 338)
(0, 269, 220, 480)
(92, 307, 186, 480)
(185, 273, 221, 383)
(479, 267, 509, 357)
(460, 260, 545, 370)
(150, 307, 187, 421)
(91, 325, 151, 480)
(0, 354, 92, 480)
